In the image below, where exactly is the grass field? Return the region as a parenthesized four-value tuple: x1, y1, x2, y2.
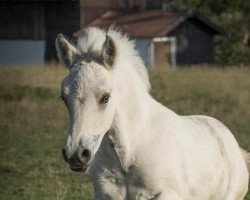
(0, 65, 249, 199)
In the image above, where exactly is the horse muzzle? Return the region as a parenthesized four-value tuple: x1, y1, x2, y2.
(62, 147, 91, 173)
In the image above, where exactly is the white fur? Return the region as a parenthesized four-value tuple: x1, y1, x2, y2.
(58, 27, 249, 200)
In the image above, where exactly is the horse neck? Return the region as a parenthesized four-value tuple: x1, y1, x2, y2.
(109, 67, 152, 171)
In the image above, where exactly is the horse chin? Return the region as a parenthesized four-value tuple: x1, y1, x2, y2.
(70, 164, 89, 173)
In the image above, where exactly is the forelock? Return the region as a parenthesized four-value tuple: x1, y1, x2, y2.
(77, 27, 106, 55)
(75, 27, 151, 92)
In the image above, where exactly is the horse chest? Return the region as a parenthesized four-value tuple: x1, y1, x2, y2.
(97, 167, 160, 200)
(92, 136, 161, 199)
(126, 169, 161, 200)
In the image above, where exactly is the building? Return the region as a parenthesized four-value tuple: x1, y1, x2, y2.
(75, 10, 225, 69)
(0, 0, 225, 68)
(0, 0, 79, 65)
(0, 0, 163, 65)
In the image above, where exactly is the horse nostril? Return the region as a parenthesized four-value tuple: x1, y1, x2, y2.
(62, 148, 69, 162)
(78, 148, 91, 164)
(82, 149, 91, 160)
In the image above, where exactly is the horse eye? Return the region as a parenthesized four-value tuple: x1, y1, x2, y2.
(100, 93, 110, 104)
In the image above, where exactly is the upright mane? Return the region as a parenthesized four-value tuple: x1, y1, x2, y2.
(76, 27, 151, 92)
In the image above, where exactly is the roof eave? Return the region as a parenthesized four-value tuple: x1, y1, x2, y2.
(158, 10, 226, 37)
(190, 12, 227, 36)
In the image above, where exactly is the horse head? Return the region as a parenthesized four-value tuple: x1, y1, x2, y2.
(56, 30, 117, 172)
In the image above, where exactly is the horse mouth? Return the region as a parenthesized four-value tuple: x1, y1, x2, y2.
(70, 164, 89, 172)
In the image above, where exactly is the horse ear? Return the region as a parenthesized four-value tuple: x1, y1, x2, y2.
(55, 34, 78, 69)
(101, 35, 116, 69)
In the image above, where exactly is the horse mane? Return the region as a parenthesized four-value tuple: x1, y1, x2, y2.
(76, 27, 151, 92)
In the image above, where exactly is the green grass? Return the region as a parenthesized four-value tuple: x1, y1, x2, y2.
(0, 66, 249, 199)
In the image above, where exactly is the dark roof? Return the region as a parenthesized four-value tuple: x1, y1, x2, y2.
(74, 10, 225, 38)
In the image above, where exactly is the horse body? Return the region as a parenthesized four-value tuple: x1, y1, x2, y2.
(91, 100, 248, 200)
(56, 27, 249, 200)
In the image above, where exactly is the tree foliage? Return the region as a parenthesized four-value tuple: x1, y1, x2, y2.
(163, 0, 250, 65)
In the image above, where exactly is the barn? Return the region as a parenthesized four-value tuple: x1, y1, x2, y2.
(0, 0, 80, 65)
(75, 10, 225, 69)
(0, 0, 141, 66)
(0, 0, 225, 68)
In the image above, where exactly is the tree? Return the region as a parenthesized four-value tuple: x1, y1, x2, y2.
(163, 0, 250, 65)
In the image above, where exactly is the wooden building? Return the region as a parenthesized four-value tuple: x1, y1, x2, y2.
(0, 0, 165, 65)
(0, 0, 79, 65)
(0, 0, 225, 68)
(75, 10, 225, 69)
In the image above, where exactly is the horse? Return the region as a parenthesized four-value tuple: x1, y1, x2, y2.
(55, 27, 249, 200)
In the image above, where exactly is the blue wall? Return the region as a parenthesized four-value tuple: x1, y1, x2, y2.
(0, 40, 45, 65)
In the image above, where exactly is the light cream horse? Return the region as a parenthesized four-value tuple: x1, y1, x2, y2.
(56, 27, 249, 200)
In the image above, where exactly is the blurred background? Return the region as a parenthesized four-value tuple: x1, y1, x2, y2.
(1, 0, 250, 67)
(0, 0, 249, 199)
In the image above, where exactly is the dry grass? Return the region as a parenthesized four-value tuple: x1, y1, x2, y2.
(0, 65, 249, 199)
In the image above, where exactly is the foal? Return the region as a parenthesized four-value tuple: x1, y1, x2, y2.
(56, 27, 249, 200)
